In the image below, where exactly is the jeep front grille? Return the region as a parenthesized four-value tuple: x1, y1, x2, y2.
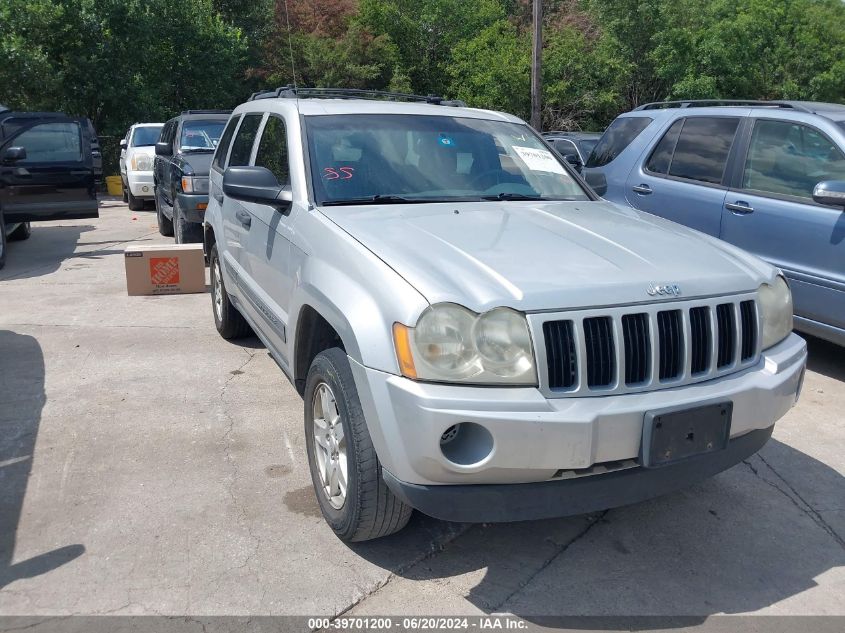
(537, 294, 759, 396)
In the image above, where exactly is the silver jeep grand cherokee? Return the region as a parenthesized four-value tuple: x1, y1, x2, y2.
(203, 87, 807, 542)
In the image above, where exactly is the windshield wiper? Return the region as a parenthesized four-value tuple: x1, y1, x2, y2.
(181, 148, 214, 153)
(322, 195, 460, 206)
(480, 192, 548, 201)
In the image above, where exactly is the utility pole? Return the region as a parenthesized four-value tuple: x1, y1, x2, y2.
(530, 0, 542, 130)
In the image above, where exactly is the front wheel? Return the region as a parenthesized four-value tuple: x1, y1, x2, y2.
(304, 348, 412, 542)
(209, 243, 251, 339)
(127, 188, 144, 211)
(7, 222, 31, 241)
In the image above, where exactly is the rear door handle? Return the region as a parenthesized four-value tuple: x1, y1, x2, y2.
(235, 208, 252, 228)
(725, 201, 754, 215)
(632, 184, 652, 195)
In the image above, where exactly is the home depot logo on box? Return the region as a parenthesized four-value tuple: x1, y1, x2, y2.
(124, 244, 205, 296)
(149, 257, 180, 286)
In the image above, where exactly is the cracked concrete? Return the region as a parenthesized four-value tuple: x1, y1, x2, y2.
(1, 199, 844, 620)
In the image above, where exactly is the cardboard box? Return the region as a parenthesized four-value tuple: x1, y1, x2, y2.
(124, 243, 206, 296)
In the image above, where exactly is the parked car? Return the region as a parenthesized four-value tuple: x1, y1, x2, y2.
(542, 130, 602, 171)
(0, 107, 99, 270)
(204, 87, 805, 541)
(120, 122, 163, 210)
(153, 110, 230, 243)
(583, 100, 845, 347)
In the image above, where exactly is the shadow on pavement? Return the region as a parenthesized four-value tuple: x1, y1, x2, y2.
(353, 438, 844, 625)
(805, 335, 844, 382)
(0, 330, 85, 589)
(0, 224, 95, 282)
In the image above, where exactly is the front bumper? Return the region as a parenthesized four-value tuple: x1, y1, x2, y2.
(384, 425, 773, 522)
(350, 332, 806, 506)
(175, 192, 208, 223)
(126, 171, 155, 198)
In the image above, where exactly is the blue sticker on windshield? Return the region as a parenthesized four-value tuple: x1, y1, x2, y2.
(438, 135, 455, 147)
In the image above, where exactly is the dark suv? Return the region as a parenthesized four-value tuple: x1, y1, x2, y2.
(0, 106, 99, 270)
(153, 110, 231, 243)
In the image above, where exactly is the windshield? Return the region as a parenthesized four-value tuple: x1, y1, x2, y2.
(306, 114, 589, 205)
(180, 120, 226, 151)
(577, 138, 599, 157)
(131, 126, 162, 147)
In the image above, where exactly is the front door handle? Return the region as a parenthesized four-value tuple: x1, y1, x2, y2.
(235, 208, 252, 228)
(725, 201, 754, 215)
(632, 183, 652, 195)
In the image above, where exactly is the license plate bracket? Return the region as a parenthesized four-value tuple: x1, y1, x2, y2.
(642, 401, 732, 468)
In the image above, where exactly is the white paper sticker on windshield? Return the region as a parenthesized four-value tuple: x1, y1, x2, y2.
(512, 146, 566, 174)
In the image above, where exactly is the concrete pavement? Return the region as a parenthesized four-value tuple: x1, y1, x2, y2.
(0, 199, 843, 622)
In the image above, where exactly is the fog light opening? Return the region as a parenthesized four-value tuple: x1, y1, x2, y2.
(439, 422, 494, 466)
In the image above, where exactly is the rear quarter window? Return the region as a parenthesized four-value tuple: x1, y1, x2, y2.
(585, 117, 652, 168)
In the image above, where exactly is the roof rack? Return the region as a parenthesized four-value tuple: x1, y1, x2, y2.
(634, 99, 813, 112)
(247, 85, 467, 107)
(180, 109, 233, 115)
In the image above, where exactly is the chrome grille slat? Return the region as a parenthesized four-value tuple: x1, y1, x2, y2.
(533, 293, 760, 398)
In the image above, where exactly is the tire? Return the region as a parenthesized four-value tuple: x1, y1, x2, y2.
(122, 182, 128, 203)
(127, 188, 144, 211)
(8, 222, 31, 241)
(155, 188, 173, 237)
(304, 348, 412, 542)
(0, 212, 7, 271)
(174, 203, 202, 244)
(209, 243, 251, 339)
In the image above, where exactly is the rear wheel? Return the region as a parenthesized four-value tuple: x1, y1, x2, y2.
(209, 243, 251, 339)
(305, 348, 412, 542)
(155, 188, 173, 237)
(8, 222, 31, 241)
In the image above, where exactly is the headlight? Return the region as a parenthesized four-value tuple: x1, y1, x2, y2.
(758, 276, 793, 349)
(181, 176, 209, 194)
(393, 304, 537, 385)
(130, 154, 152, 171)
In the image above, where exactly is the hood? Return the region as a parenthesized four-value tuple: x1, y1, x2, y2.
(319, 200, 775, 313)
(174, 151, 213, 176)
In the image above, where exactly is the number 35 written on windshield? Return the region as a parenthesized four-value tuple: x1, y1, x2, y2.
(323, 167, 354, 180)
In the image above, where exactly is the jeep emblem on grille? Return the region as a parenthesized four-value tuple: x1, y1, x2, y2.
(647, 283, 681, 297)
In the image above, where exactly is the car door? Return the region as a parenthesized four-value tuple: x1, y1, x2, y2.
(239, 113, 297, 363)
(624, 115, 743, 236)
(721, 117, 845, 335)
(119, 129, 129, 180)
(0, 117, 98, 223)
(219, 112, 264, 310)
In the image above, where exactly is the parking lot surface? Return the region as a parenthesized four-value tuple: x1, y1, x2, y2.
(0, 200, 843, 620)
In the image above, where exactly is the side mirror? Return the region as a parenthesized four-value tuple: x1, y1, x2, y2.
(223, 166, 292, 208)
(2, 146, 26, 162)
(812, 180, 845, 209)
(563, 153, 583, 172)
(583, 169, 607, 197)
(119, 139, 127, 149)
(155, 141, 172, 157)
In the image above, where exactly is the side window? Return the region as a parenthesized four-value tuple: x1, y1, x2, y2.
(227, 114, 263, 167)
(667, 117, 739, 185)
(646, 119, 683, 174)
(552, 139, 577, 155)
(212, 115, 241, 172)
(742, 119, 845, 199)
(160, 121, 175, 149)
(13, 122, 82, 163)
(254, 115, 289, 184)
(585, 116, 652, 168)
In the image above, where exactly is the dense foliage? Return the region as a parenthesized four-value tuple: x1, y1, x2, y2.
(2, 0, 844, 145)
